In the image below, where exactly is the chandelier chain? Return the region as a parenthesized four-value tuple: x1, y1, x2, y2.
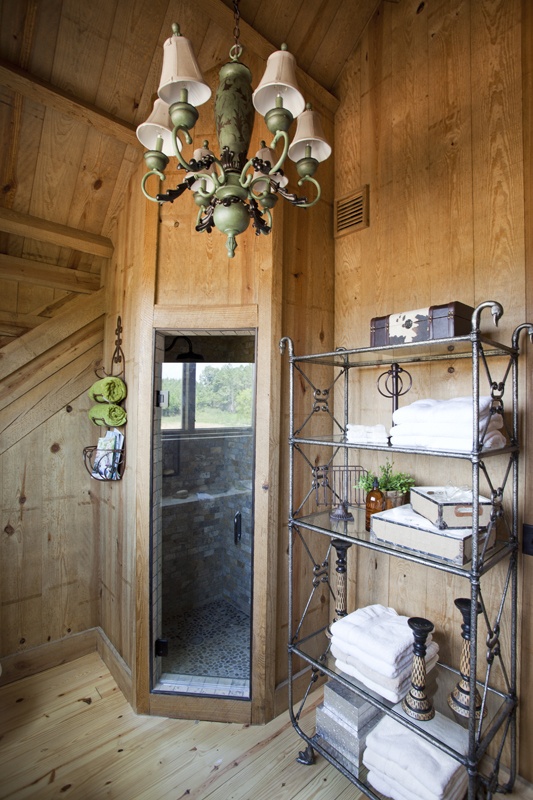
(233, 0, 241, 48)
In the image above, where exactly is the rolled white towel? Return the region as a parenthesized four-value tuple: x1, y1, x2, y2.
(330, 605, 426, 669)
(330, 637, 439, 685)
(346, 423, 388, 444)
(363, 714, 468, 800)
(389, 429, 507, 451)
(393, 396, 495, 426)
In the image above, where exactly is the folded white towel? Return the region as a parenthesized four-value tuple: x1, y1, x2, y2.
(333, 649, 438, 703)
(346, 423, 389, 444)
(330, 605, 428, 669)
(390, 417, 503, 438)
(367, 767, 468, 800)
(363, 714, 468, 800)
(329, 636, 427, 679)
(330, 638, 439, 686)
(393, 396, 496, 425)
(390, 429, 506, 451)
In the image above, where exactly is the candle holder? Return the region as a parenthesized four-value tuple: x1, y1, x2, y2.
(331, 539, 352, 619)
(448, 597, 486, 720)
(402, 617, 435, 721)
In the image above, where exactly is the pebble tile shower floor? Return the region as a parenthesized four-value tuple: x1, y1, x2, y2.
(157, 599, 251, 697)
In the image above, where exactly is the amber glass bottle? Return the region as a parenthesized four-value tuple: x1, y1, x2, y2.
(365, 477, 384, 531)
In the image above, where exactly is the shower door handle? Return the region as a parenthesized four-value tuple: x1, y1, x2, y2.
(234, 511, 242, 544)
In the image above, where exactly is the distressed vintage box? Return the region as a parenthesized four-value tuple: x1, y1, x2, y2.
(411, 486, 492, 530)
(370, 301, 474, 346)
(323, 679, 380, 730)
(315, 703, 379, 773)
(370, 503, 495, 565)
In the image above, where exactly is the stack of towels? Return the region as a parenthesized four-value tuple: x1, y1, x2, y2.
(363, 713, 468, 800)
(346, 423, 388, 445)
(330, 604, 439, 703)
(390, 396, 506, 451)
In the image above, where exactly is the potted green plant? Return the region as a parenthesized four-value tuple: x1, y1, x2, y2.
(356, 460, 416, 508)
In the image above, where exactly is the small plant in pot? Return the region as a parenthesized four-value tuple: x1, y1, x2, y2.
(357, 460, 416, 509)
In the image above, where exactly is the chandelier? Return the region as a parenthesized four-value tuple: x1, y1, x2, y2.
(136, 1, 331, 258)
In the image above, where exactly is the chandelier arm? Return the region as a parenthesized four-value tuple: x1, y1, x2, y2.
(286, 175, 322, 208)
(172, 126, 195, 170)
(141, 169, 166, 202)
(238, 157, 256, 189)
(268, 130, 290, 174)
(247, 175, 275, 202)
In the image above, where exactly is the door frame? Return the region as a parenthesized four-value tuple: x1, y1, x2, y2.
(135, 304, 282, 723)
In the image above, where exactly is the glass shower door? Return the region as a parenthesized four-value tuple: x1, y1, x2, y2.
(151, 333, 255, 699)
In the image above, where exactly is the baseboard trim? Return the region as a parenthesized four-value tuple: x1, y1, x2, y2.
(0, 627, 133, 705)
(0, 628, 98, 686)
(95, 627, 133, 705)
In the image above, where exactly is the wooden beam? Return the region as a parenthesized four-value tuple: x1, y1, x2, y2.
(0, 253, 101, 293)
(0, 309, 47, 336)
(0, 59, 141, 150)
(195, 0, 339, 115)
(153, 304, 258, 330)
(0, 207, 114, 259)
(0, 288, 105, 381)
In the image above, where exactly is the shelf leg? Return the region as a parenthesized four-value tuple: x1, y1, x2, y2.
(296, 744, 316, 765)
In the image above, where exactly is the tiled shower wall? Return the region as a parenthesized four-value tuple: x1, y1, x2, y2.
(161, 432, 253, 618)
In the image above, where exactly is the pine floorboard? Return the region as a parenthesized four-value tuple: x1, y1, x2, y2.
(1, 652, 532, 800)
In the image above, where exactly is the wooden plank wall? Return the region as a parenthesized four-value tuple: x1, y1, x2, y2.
(333, 0, 531, 780)
(0, 295, 106, 682)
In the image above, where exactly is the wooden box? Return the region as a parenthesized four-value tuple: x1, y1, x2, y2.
(370, 301, 474, 346)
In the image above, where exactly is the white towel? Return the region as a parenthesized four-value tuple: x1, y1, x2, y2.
(389, 429, 506, 451)
(367, 768, 468, 800)
(331, 636, 420, 678)
(333, 648, 439, 704)
(330, 638, 439, 686)
(390, 417, 503, 438)
(346, 423, 389, 444)
(363, 715, 468, 800)
(393, 396, 496, 425)
(330, 605, 428, 669)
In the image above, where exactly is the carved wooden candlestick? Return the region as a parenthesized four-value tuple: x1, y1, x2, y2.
(448, 597, 486, 719)
(402, 617, 435, 721)
(331, 539, 352, 618)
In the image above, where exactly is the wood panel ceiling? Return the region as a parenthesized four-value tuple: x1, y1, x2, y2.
(0, 0, 381, 342)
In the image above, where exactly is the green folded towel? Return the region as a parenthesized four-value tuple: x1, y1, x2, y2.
(88, 376, 127, 403)
(88, 404, 127, 427)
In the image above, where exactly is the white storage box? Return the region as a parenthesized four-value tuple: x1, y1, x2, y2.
(411, 486, 492, 530)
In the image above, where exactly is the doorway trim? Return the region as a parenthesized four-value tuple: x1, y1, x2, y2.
(136, 304, 281, 723)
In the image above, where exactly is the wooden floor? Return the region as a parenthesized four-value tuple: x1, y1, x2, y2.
(0, 653, 532, 800)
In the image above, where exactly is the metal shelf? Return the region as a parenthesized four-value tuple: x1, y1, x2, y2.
(281, 303, 532, 800)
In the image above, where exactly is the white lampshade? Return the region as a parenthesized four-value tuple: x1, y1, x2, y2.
(288, 105, 332, 163)
(136, 98, 175, 154)
(158, 25, 211, 107)
(188, 142, 216, 193)
(253, 144, 288, 191)
(252, 45, 305, 118)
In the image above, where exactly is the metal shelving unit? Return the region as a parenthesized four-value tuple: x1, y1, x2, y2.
(280, 301, 532, 800)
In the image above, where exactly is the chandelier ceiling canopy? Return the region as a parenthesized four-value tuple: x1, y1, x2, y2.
(136, 1, 331, 258)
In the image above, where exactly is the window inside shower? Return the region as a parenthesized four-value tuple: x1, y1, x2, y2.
(151, 331, 255, 699)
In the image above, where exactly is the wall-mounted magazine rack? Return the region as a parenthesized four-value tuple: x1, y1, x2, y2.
(83, 441, 125, 481)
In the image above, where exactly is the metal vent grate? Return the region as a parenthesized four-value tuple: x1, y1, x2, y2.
(334, 185, 369, 238)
